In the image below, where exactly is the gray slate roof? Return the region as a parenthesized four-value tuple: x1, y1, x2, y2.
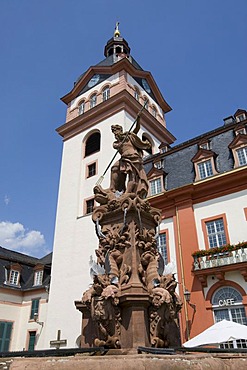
(144, 118, 246, 191)
(0, 246, 51, 291)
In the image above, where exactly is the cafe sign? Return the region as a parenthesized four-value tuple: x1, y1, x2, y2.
(218, 298, 235, 306)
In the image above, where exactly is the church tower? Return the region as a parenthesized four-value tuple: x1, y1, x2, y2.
(44, 25, 175, 349)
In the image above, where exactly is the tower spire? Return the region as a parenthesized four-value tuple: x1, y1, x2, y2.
(114, 21, 120, 38)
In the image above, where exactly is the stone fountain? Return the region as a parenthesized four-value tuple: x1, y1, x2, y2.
(75, 117, 182, 349)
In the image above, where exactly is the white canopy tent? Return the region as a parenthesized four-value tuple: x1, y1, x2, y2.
(183, 320, 247, 348)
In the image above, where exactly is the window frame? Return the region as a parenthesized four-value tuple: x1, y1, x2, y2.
(236, 113, 246, 122)
(27, 330, 37, 351)
(134, 87, 140, 101)
(0, 321, 13, 352)
(149, 177, 163, 196)
(78, 100, 85, 115)
(89, 93, 97, 109)
(192, 149, 218, 181)
(9, 270, 20, 286)
(236, 146, 247, 166)
(84, 131, 101, 158)
(201, 214, 230, 250)
(86, 160, 97, 178)
(157, 230, 170, 265)
(84, 197, 95, 215)
(143, 96, 149, 111)
(102, 86, 110, 102)
(33, 270, 43, 286)
(197, 159, 214, 179)
(229, 134, 247, 168)
(212, 286, 247, 349)
(30, 298, 40, 320)
(151, 105, 157, 118)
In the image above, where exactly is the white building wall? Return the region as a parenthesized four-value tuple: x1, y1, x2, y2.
(204, 271, 247, 298)
(127, 74, 164, 118)
(159, 217, 177, 275)
(194, 189, 247, 297)
(0, 291, 48, 351)
(194, 189, 247, 249)
(70, 73, 120, 110)
(44, 107, 163, 349)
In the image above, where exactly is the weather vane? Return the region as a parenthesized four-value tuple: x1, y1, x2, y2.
(114, 21, 120, 37)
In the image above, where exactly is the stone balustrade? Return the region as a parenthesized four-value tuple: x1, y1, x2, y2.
(193, 247, 247, 270)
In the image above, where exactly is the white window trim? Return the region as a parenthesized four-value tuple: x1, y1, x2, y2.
(194, 157, 217, 181)
(149, 177, 163, 196)
(236, 146, 247, 166)
(102, 87, 110, 101)
(34, 270, 43, 286)
(9, 270, 20, 285)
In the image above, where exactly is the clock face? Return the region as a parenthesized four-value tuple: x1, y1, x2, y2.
(142, 79, 151, 93)
(88, 74, 100, 88)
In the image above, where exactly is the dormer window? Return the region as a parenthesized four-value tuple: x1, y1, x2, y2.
(154, 161, 163, 169)
(198, 160, 213, 179)
(90, 94, 97, 108)
(102, 86, 110, 102)
(7, 263, 21, 286)
(236, 147, 247, 166)
(78, 101, 85, 115)
(150, 178, 162, 195)
(147, 167, 165, 196)
(234, 109, 247, 123)
(236, 113, 246, 122)
(235, 128, 246, 136)
(229, 133, 247, 168)
(199, 141, 210, 150)
(192, 148, 218, 181)
(34, 270, 43, 286)
(9, 270, 20, 285)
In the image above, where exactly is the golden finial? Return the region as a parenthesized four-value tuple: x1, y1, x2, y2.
(114, 21, 120, 37)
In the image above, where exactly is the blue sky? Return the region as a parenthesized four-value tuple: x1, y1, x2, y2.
(0, 1, 246, 257)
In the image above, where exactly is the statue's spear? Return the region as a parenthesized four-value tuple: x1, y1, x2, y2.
(95, 100, 148, 186)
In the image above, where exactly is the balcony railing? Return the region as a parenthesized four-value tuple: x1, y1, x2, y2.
(193, 247, 247, 270)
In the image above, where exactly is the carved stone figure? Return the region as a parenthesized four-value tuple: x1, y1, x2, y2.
(76, 117, 182, 349)
(109, 118, 151, 198)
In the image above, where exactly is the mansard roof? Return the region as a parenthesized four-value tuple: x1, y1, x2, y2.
(0, 246, 52, 291)
(144, 109, 247, 192)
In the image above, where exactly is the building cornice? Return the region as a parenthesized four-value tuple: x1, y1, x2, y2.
(149, 166, 247, 213)
(57, 90, 176, 144)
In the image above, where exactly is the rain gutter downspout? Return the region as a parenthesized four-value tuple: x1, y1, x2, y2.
(176, 206, 190, 340)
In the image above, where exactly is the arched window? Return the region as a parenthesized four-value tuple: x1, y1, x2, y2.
(134, 87, 140, 101)
(212, 287, 243, 306)
(90, 94, 97, 109)
(212, 286, 247, 348)
(85, 132, 101, 157)
(151, 106, 157, 118)
(143, 97, 149, 110)
(78, 100, 85, 115)
(102, 86, 110, 102)
(142, 133, 153, 155)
